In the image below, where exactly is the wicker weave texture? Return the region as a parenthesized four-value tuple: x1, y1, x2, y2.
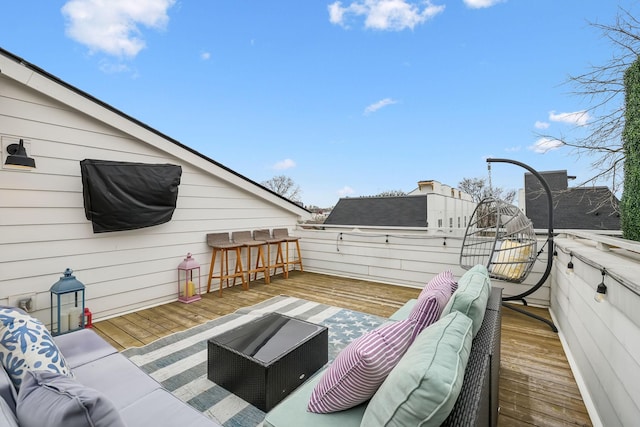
(442, 287, 502, 427)
(207, 317, 328, 412)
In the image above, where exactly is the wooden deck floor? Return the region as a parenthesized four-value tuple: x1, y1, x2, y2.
(93, 271, 592, 427)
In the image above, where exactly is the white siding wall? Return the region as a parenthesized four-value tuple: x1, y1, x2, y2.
(0, 73, 306, 325)
(551, 236, 640, 427)
(297, 226, 551, 306)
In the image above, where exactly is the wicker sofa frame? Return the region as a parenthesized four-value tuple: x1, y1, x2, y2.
(442, 286, 501, 427)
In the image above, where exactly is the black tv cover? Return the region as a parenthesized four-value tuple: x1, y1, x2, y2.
(80, 159, 182, 233)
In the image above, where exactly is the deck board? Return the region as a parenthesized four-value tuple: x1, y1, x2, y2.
(92, 271, 592, 426)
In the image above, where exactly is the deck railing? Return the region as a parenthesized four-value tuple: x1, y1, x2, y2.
(297, 225, 551, 306)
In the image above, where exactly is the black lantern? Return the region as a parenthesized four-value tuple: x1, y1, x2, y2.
(50, 268, 85, 336)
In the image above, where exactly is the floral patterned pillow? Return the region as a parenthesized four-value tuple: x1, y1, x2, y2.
(0, 307, 71, 391)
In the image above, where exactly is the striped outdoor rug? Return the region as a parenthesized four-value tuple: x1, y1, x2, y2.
(121, 295, 386, 427)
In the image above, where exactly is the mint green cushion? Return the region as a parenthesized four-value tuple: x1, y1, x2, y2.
(360, 312, 473, 427)
(440, 265, 490, 336)
(388, 299, 416, 321)
(264, 368, 366, 427)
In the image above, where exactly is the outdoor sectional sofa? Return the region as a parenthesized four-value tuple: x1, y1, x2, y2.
(0, 319, 220, 426)
(265, 265, 502, 427)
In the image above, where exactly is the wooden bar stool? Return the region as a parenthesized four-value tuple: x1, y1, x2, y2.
(232, 231, 270, 285)
(273, 228, 303, 278)
(206, 232, 247, 297)
(254, 229, 286, 279)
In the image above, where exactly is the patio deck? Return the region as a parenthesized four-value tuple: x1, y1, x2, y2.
(93, 271, 592, 427)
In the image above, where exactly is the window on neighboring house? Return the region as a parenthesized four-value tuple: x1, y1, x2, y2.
(464, 216, 467, 227)
(438, 219, 443, 228)
(458, 217, 461, 228)
(449, 218, 453, 228)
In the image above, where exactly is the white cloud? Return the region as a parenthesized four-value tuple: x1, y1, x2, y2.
(329, 2, 348, 25)
(98, 60, 131, 74)
(505, 146, 521, 152)
(200, 51, 211, 61)
(337, 186, 355, 197)
(61, 0, 176, 58)
(328, 0, 445, 31)
(464, 0, 506, 9)
(535, 121, 550, 130)
(364, 98, 398, 115)
(529, 137, 564, 154)
(273, 159, 296, 170)
(549, 110, 590, 126)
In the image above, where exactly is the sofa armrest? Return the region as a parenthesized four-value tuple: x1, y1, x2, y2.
(0, 368, 17, 414)
(441, 351, 491, 427)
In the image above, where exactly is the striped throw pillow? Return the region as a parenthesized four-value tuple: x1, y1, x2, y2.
(419, 270, 457, 299)
(408, 284, 451, 341)
(307, 318, 416, 413)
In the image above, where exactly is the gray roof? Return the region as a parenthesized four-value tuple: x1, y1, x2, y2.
(324, 196, 428, 227)
(525, 171, 620, 230)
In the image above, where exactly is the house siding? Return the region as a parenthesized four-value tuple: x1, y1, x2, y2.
(551, 237, 640, 427)
(0, 61, 308, 325)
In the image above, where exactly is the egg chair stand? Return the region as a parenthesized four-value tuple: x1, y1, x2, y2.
(460, 158, 557, 332)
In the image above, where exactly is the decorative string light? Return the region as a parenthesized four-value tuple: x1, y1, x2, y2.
(595, 268, 607, 303)
(567, 254, 574, 274)
(557, 246, 637, 299)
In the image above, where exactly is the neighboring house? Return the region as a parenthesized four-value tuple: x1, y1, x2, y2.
(324, 180, 476, 229)
(0, 48, 310, 324)
(524, 170, 620, 230)
(305, 207, 331, 223)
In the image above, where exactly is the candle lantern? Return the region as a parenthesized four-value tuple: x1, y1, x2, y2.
(178, 253, 201, 303)
(50, 268, 85, 336)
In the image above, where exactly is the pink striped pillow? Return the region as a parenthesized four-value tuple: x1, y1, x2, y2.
(419, 270, 457, 299)
(307, 318, 416, 413)
(408, 285, 451, 341)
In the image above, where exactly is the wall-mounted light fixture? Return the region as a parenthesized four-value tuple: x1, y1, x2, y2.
(594, 268, 607, 303)
(5, 139, 36, 169)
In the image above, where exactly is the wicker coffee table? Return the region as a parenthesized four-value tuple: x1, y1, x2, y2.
(207, 312, 328, 411)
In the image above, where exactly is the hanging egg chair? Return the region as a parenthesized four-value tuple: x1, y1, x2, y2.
(460, 196, 537, 283)
(459, 158, 557, 332)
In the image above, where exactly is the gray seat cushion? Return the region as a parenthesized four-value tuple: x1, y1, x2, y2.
(120, 388, 221, 427)
(264, 368, 367, 427)
(70, 353, 161, 410)
(53, 329, 118, 369)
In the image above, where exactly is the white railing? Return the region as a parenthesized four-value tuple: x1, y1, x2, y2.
(297, 225, 552, 306)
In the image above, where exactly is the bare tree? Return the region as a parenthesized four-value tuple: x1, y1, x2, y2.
(458, 177, 516, 204)
(261, 175, 302, 202)
(539, 7, 640, 196)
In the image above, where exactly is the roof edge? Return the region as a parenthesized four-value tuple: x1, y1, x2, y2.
(0, 46, 309, 214)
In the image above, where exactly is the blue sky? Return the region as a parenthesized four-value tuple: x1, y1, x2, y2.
(1, 1, 636, 207)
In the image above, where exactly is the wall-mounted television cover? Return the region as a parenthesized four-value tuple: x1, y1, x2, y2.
(80, 159, 182, 233)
